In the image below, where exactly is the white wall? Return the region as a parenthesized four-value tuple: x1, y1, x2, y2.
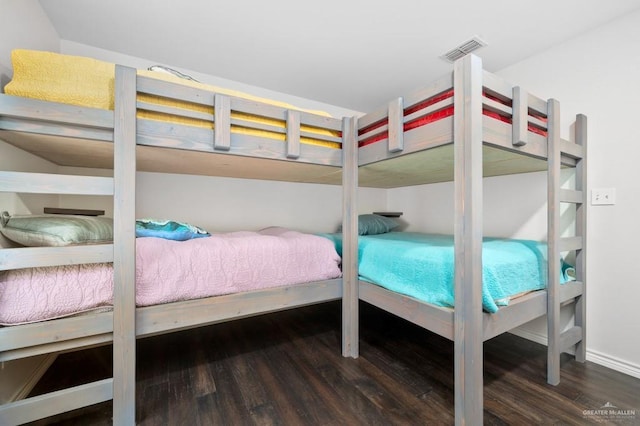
(389, 11, 640, 377)
(0, 0, 59, 86)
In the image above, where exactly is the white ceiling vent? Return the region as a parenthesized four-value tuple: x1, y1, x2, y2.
(440, 36, 487, 63)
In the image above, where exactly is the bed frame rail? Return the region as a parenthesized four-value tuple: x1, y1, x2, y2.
(134, 74, 344, 167)
(0, 378, 113, 425)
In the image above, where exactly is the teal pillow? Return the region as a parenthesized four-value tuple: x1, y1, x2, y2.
(135, 218, 210, 241)
(0, 211, 113, 247)
(357, 214, 399, 235)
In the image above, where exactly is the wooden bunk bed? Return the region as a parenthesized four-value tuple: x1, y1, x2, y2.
(0, 51, 587, 425)
(341, 55, 587, 425)
(0, 59, 357, 425)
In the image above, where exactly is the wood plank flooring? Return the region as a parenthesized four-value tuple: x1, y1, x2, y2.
(26, 301, 640, 425)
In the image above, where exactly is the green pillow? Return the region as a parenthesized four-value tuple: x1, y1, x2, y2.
(357, 214, 399, 235)
(0, 211, 113, 247)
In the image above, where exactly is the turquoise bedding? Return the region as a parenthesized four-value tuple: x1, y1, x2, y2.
(321, 232, 573, 313)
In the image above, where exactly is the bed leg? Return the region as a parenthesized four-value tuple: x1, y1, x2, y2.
(342, 116, 359, 358)
(453, 54, 484, 425)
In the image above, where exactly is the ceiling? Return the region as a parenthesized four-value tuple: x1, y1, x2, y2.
(39, 0, 640, 112)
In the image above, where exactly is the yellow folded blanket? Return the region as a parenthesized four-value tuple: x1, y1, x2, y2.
(5, 49, 339, 148)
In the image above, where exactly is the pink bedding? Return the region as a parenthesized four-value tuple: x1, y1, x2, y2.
(0, 227, 342, 325)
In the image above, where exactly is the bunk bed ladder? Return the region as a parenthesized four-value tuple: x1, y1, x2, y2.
(547, 98, 587, 386)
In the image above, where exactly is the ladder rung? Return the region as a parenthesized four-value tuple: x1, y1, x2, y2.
(0, 378, 113, 425)
(0, 171, 114, 195)
(559, 281, 584, 303)
(559, 236, 583, 252)
(560, 139, 583, 159)
(560, 189, 583, 204)
(560, 326, 584, 352)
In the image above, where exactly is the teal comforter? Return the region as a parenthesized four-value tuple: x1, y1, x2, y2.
(321, 232, 573, 313)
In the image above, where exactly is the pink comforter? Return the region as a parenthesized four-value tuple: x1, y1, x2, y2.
(0, 227, 341, 325)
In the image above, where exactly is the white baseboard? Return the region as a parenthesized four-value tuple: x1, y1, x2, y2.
(586, 349, 640, 379)
(508, 329, 640, 380)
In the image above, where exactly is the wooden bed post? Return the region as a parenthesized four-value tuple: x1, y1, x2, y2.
(574, 114, 587, 363)
(113, 65, 137, 425)
(342, 116, 359, 358)
(453, 54, 484, 425)
(547, 98, 562, 385)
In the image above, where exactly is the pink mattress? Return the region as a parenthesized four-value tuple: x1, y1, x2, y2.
(0, 227, 342, 325)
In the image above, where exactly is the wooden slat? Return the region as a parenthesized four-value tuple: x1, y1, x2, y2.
(0, 379, 113, 425)
(512, 86, 528, 146)
(214, 94, 231, 151)
(359, 281, 454, 340)
(0, 244, 113, 271)
(403, 97, 454, 124)
(286, 110, 301, 159)
(482, 291, 547, 341)
(560, 189, 583, 204)
(137, 279, 341, 337)
(528, 115, 547, 130)
(559, 280, 584, 303)
(0, 117, 114, 142)
(136, 75, 213, 107)
(482, 71, 548, 116)
(112, 65, 137, 426)
(402, 73, 454, 112)
(0, 171, 113, 195)
(358, 122, 388, 143)
(560, 139, 583, 159)
(388, 98, 404, 153)
(559, 326, 583, 352)
(0, 94, 114, 129)
(559, 236, 583, 252)
(342, 116, 359, 358)
(298, 129, 342, 144)
(0, 333, 113, 363)
(482, 96, 512, 117)
(299, 111, 344, 132)
(357, 105, 389, 132)
(453, 54, 484, 425)
(136, 100, 213, 122)
(0, 311, 113, 353)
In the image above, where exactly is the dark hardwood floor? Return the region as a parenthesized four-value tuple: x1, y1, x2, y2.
(26, 301, 639, 425)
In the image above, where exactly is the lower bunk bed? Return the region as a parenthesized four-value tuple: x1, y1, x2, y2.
(326, 229, 582, 340)
(0, 225, 343, 424)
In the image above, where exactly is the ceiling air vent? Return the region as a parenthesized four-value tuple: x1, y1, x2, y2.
(440, 36, 487, 63)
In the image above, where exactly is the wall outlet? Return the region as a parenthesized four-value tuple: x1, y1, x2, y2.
(591, 188, 616, 205)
